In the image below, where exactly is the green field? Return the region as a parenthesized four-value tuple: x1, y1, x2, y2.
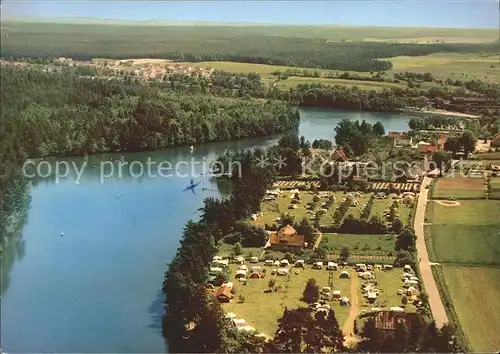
(426, 200, 500, 265)
(428, 225, 499, 265)
(323, 233, 396, 255)
(3, 20, 498, 42)
(388, 53, 500, 82)
(220, 264, 352, 336)
(441, 265, 500, 352)
(187, 61, 405, 90)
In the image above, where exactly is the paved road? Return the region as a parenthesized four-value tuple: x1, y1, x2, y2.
(414, 176, 448, 327)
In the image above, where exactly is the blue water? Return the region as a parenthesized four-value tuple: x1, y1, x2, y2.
(0, 108, 409, 353)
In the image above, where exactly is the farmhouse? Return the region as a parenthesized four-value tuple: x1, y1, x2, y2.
(330, 148, 349, 162)
(268, 225, 305, 251)
(387, 131, 407, 139)
(419, 144, 438, 156)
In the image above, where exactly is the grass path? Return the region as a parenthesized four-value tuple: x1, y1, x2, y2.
(342, 275, 360, 346)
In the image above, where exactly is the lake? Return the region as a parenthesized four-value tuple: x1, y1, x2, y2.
(0, 108, 410, 353)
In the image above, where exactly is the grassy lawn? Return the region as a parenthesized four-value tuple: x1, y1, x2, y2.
(218, 244, 264, 258)
(387, 53, 500, 82)
(442, 265, 500, 352)
(221, 265, 352, 336)
(426, 200, 500, 265)
(324, 233, 396, 255)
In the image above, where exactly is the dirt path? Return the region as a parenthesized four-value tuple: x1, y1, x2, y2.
(342, 275, 360, 347)
(313, 232, 323, 249)
(415, 177, 448, 327)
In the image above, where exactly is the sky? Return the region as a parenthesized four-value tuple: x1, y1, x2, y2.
(2, 1, 499, 28)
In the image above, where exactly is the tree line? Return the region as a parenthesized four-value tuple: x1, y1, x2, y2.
(2, 21, 498, 72)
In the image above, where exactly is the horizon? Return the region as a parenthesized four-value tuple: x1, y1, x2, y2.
(2, 1, 499, 29)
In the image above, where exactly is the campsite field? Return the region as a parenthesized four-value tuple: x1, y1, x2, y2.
(426, 200, 500, 265)
(432, 176, 486, 199)
(357, 269, 418, 312)
(387, 53, 500, 82)
(323, 233, 396, 256)
(257, 191, 413, 228)
(220, 265, 352, 336)
(441, 265, 500, 352)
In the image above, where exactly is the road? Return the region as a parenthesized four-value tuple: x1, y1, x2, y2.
(342, 275, 360, 347)
(414, 176, 448, 327)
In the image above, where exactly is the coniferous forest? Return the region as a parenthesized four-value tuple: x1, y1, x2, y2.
(0, 66, 299, 247)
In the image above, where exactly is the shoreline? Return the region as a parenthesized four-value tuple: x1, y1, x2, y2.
(400, 108, 480, 119)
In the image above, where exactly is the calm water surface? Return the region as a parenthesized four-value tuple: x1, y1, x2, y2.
(1, 108, 409, 353)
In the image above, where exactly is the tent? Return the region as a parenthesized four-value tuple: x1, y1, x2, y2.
(251, 266, 262, 273)
(390, 306, 405, 313)
(339, 271, 350, 279)
(406, 286, 419, 296)
(340, 297, 350, 306)
(280, 260, 290, 267)
(295, 260, 305, 268)
(210, 267, 223, 274)
(233, 318, 246, 326)
(333, 290, 341, 300)
(235, 269, 247, 279)
(249, 272, 261, 279)
(278, 268, 289, 276)
(402, 273, 412, 280)
(327, 262, 338, 270)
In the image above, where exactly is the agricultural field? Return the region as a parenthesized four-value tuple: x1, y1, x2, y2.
(187, 61, 404, 91)
(426, 200, 500, 265)
(432, 176, 487, 199)
(256, 190, 413, 228)
(220, 264, 352, 336)
(387, 52, 500, 82)
(490, 177, 500, 199)
(472, 151, 500, 161)
(441, 265, 500, 352)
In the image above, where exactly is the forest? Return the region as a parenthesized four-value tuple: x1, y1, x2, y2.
(1, 22, 498, 72)
(0, 66, 299, 247)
